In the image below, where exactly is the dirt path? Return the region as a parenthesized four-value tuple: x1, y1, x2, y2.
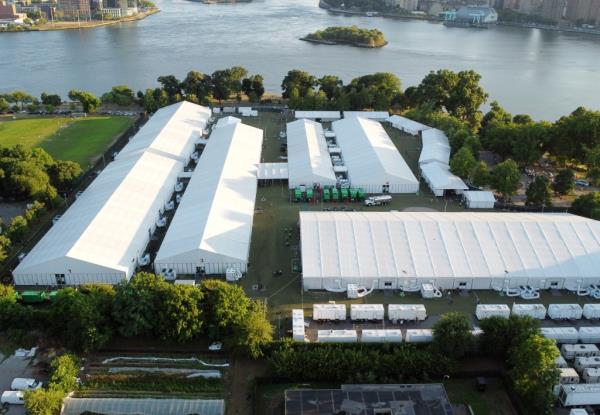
(226, 356, 269, 415)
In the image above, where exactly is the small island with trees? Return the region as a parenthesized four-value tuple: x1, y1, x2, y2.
(301, 25, 387, 48)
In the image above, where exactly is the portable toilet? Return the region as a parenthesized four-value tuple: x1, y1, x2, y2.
(306, 188, 314, 201)
(357, 188, 366, 201)
(331, 188, 339, 201)
(323, 188, 331, 202)
(341, 188, 349, 201)
(294, 188, 302, 202)
(349, 188, 358, 201)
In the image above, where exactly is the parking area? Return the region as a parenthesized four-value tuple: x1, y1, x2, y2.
(0, 353, 38, 414)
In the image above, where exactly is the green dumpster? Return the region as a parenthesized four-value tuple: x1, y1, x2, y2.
(294, 188, 302, 202)
(19, 291, 47, 304)
(341, 188, 349, 200)
(323, 188, 331, 202)
(332, 188, 339, 201)
(306, 188, 314, 200)
(349, 188, 358, 201)
(49, 291, 59, 303)
(357, 188, 366, 201)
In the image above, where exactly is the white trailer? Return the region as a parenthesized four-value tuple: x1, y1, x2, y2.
(388, 304, 427, 321)
(364, 195, 392, 206)
(556, 354, 568, 368)
(1, 391, 24, 405)
(541, 327, 579, 344)
(579, 327, 600, 344)
(559, 384, 600, 407)
(569, 409, 589, 415)
(511, 303, 546, 320)
(555, 368, 581, 395)
(574, 356, 600, 372)
(361, 329, 403, 343)
(405, 329, 433, 343)
(475, 304, 510, 320)
(583, 304, 600, 320)
(584, 368, 600, 383)
(548, 304, 583, 320)
(350, 304, 384, 321)
(318, 329, 358, 343)
(561, 344, 600, 360)
(313, 303, 346, 321)
(292, 309, 305, 342)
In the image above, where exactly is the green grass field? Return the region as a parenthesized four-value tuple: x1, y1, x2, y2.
(0, 116, 134, 167)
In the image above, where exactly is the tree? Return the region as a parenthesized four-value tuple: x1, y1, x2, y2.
(479, 315, 540, 358)
(101, 85, 135, 106)
(585, 145, 600, 185)
(250, 74, 265, 101)
(181, 71, 212, 103)
(450, 146, 476, 178)
(0, 97, 9, 113)
(513, 114, 533, 124)
(211, 69, 234, 103)
(553, 168, 575, 196)
(7, 215, 28, 243)
(550, 107, 600, 163)
(9, 90, 34, 109)
(526, 175, 552, 208)
(481, 100, 512, 135)
(200, 279, 251, 340)
(49, 160, 82, 190)
(319, 75, 343, 101)
(68, 89, 100, 113)
(49, 354, 80, 392)
(24, 388, 65, 415)
(571, 192, 600, 219)
(432, 312, 474, 359)
(24, 200, 46, 223)
(40, 92, 62, 107)
(281, 70, 317, 98)
(158, 284, 204, 342)
(157, 75, 182, 102)
(234, 301, 273, 358)
(490, 159, 520, 201)
(470, 160, 490, 188)
(508, 334, 559, 414)
(344, 72, 401, 110)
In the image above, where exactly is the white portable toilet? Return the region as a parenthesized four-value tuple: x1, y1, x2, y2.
(583, 304, 600, 320)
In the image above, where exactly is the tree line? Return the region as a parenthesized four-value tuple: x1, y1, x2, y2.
(0, 273, 273, 358)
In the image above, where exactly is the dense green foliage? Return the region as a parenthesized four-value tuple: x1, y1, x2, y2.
(269, 340, 455, 383)
(526, 175, 553, 208)
(432, 312, 475, 359)
(490, 159, 520, 201)
(68, 89, 101, 113)
(305, 26, 386, 47)
(101, 85, 136, 106)
(571, 192, 600, 219)
(553, 168, 575, 196)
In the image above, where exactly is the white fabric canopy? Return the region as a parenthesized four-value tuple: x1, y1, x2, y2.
(464, 191, 496, 209)
(300, 212, 600, 291)
(258, 162, 289, 180)
(154, 122, 263, 275)
(214, 116, 241, 128)
(332, 117, 418, 193)
(13, 102, 211, 285)
(420, 162, 468, 196)
(388, 115, 430, 136)
(295, 111, 341, 120)
(286, 119, 336, 189)
(62, 398, 224, 415)
(419, 128, 451, 165)
(344, 111, 389, 120)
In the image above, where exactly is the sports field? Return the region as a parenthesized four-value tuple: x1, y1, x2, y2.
(0, 116, 134, 167)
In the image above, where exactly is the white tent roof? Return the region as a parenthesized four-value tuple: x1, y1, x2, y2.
(300, 211, 600, 279)
(215, 116, 241, 128)
(62, 398, 224, 415)
(388, 115, 431, 135)
(464, 191, 496, 204)
(419, 128, 450, 165)
(258, 162, 288, 180)
(332, 117, 418, 189)
(295, 111, 341, 120)
(344, 111, 389, 120)
(13, 102, 211, 281)
(421, 162, 468, 191)
(287, 119, 336, 187)
(154, 122, 263, 268)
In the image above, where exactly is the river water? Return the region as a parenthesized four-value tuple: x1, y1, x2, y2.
(1, 0, 599, 119)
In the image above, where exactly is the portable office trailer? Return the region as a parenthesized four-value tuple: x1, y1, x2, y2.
(583, 304, 600, 320)
(559, 384, 600, 407)
(313, 304, 346, 321)
(548, 304, 583, 320)
(556, 355, 569, 368)
(318, 330, 358, 343)
(569, 410, 589, 415)
(579, 327, 600, 344)
(405, 329, 433, 343)
(361, 329, 403, 343)
(555, 368, 581, 395)
(388, 304, 427, 321)
(476, 304, 510, 320)
(511, 303, 547, 320)
(292, 309, 305, 342)
(584, 368, 600, 383)
(561, 344, 600, 360)
(350, 304, 384, 321)
(541, 327, 580, 344)
(574, 356, 600, 372)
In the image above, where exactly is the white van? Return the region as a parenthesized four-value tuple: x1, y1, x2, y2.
(11, 377, 42, 391)
(364, 195, 392, 206)
(1, 390, 25, 405)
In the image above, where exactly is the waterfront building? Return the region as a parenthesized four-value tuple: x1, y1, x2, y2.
(57, 0, 92, 20)
(541, 0, 567, 21)
(0, 0, 27, 22)
(566, 0, 600, 24)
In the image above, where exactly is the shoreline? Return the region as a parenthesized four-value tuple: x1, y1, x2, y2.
(3, 8, 159, 32)
(300, 36, 387, 48)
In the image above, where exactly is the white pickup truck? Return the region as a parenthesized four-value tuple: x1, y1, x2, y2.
(364, 195, 392, 206)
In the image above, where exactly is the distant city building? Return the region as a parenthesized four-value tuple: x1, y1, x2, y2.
(444, 5, 499, 24)
(566, 0, 600, 24)
(385, 0, 419, 11)
(541, 0, 567, 21)
(57, 0, 91, 19)
(518, 0, 543, 14)
(0, 0, 27, 22)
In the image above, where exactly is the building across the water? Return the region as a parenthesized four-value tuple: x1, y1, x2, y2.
(444, 5, 498, 27)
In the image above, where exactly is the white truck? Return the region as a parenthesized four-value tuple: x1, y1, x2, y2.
(350, 304, 384, 321)
(11, 378, 42, 391)
(1, 391, 24, 405)
(364, 195, 392, 206)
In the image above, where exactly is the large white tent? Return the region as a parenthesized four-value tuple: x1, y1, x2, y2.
(463, 191, 496, 209)
(154, 122, 263, 275)
(344, 111, 390, 120)
(332, 117, 419, 193)
(419, 128, 451, 166)
(420, 162, 468, 196)
(286, 119, 337, 189)
(300, 211, 600, 291)
(13, 102, 211, 286)
(295, 111, 341, 121)
(388, 115, 430, 136)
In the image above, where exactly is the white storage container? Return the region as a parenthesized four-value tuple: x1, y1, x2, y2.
(511, 303, 547, 320)
(420, 283, 441, 299)
(361, 329, 403, 343)
(548, 304, 583, 320)
(405, 329, 433, 343)
(475, 304, 510, 320)
(561, 344, 600, 360)
(541, 327, 579, 344)
(318, 329, 357, 343)
(556, 354, 568, 368)
(574, 356, 600, 372)
(350, 304, 384, 321)
(388, 304, 427, 321)
(584, 368, 600, 383)
(579, 327, 600, 344)
(313, 303, 346, 321)
(559, 383, 600, 407)
(292, 309, 305, 342)
(584, 304, 600, 320)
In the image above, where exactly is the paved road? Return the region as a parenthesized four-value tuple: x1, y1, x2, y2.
(0, 353, 36, 415)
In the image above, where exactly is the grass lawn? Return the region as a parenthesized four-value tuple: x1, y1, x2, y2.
(444, 378, 517, 415)
(0, 116, 134, 167)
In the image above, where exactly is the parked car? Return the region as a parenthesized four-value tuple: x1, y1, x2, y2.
(1, 390, 24, 405)
(11, 378, 42, 391)
(576, 179, 590, 187)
